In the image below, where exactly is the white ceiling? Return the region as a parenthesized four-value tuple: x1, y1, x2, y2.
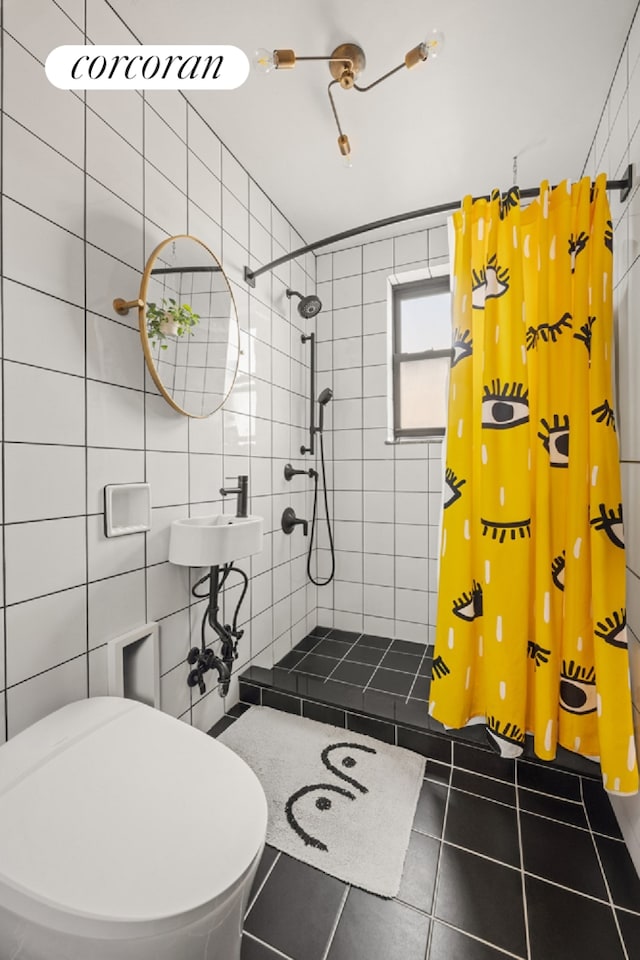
(114, 0, 637, 244)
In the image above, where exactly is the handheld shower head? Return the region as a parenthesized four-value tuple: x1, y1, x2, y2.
(286, 289, 323, 319)
(317, 387, 333, 432)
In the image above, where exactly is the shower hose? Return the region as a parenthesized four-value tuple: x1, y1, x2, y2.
(307, 431, 336, 586)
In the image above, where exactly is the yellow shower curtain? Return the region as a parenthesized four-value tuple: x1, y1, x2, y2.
(430, 173, 638, 795)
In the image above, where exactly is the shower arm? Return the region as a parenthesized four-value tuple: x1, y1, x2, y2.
(243, 166, 634, 287)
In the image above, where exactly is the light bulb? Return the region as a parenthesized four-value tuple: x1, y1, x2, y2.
(337, 133, 352, 167)
(342, 152, 353, 169)
(420, 29, 445, 60)
(254, 48, 277, 73)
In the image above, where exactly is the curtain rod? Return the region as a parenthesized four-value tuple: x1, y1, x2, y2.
(243, 165, 633, 287)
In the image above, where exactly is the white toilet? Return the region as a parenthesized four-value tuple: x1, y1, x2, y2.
(0, 697, 268, 960)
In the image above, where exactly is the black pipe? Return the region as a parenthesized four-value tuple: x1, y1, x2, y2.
(301, 332, 316, 456)
(243, 167, 634, 287)
(187, 563, 250, 697)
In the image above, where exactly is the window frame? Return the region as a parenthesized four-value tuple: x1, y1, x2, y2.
(391, 275, 452, 440)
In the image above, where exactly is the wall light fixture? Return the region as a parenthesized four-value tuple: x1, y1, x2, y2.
(255, 30, 444, 165)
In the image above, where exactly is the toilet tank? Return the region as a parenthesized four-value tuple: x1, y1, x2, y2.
(0, 697, 267, 942)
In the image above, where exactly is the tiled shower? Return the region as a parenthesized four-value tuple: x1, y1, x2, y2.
(312, 233, 449, 643)
(0, 0, 640, 957)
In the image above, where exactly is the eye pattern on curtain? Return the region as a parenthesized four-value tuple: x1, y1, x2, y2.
(430, 173, 638, 796)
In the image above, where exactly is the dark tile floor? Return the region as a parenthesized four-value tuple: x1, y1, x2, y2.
(239, 627, 600, 778)
(212, 704, 640, 960)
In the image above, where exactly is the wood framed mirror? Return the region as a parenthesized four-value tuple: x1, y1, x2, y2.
(115, 235, 240, 418)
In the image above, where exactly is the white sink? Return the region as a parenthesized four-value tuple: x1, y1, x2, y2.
(169, 514, 263, 567)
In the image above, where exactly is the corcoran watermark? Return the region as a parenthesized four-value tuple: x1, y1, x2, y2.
(45, 45, 249, 90)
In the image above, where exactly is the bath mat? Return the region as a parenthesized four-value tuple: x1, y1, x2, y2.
(218, 706, 426, 897)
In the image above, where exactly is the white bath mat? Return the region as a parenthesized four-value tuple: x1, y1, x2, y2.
(218, 706, 426, 897)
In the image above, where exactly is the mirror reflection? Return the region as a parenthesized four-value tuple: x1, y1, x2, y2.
(140, 235, 240, 418)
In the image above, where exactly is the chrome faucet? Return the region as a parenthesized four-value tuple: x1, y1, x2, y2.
(220, 475, 248, 518)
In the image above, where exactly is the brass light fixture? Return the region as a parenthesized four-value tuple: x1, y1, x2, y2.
(254, 31, 444, 165)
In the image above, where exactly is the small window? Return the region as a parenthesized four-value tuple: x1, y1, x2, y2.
(391, 276, 451, 439)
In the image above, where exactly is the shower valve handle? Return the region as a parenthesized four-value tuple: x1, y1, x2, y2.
(284, 463, 316, 481)
(281, 507, 308, 536)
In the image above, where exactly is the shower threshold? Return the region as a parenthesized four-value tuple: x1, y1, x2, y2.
(238, 626, 600, 780)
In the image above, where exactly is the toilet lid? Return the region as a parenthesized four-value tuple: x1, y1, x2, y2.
(0, 697, 267, 939)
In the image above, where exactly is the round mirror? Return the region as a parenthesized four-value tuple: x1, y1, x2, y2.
(138, 235, 240, 418)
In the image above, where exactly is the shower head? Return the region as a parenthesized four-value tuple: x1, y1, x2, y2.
(286, 288, 323, 319)
(317, 387, 333, 433)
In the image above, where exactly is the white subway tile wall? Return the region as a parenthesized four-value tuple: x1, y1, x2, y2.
(0, 0, 317, 741)
(583, 3, 640, 860)
(315, 226, 448, 644)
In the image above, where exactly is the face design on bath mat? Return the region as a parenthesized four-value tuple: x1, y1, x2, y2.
(320, 742, 377, 794)
(284, 743, 379, 852)
(285, 783, 356, 851)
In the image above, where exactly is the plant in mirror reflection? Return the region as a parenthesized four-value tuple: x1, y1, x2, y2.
(146, 298, 200, 350)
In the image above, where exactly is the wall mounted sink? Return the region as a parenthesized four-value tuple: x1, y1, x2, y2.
(169, 514, 263, 567)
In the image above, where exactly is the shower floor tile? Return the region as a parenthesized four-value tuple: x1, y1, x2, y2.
(239, 627, 605, 786)
(211, 705, 639, 960)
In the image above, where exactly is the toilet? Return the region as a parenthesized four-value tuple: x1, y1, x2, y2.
(0, 697, 268, 960)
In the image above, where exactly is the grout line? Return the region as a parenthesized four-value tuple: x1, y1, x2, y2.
(361, 636, 396, 693)
(580, 778, 630, 959)
(241, 932, 295, 960)
(428, 918, 527, 960)
(405, 648, 431, 703)
(319, 883, 350, 960)
(243, 850, 282, 920)
(0, 0, 6, 744)
(419, 830, 636, 916)
(318, 636, 362, 681)
(522, 867, 637, 911)
(423, 745, 454, 958)
(82, 0, 90, 698)
(416, 835, 521, 872)
(515, 757, 532, 960)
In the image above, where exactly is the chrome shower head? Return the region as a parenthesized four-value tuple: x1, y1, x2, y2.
(286, 288, 323, 319)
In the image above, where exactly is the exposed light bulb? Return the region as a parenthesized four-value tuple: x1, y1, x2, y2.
(254, 48, 277, 73)
(342, 152, 353, 169)
(420, 29, 445, 60)
(337, 133, 352, 168)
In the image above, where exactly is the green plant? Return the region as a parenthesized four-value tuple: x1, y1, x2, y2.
(146, 298, 200, 350)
